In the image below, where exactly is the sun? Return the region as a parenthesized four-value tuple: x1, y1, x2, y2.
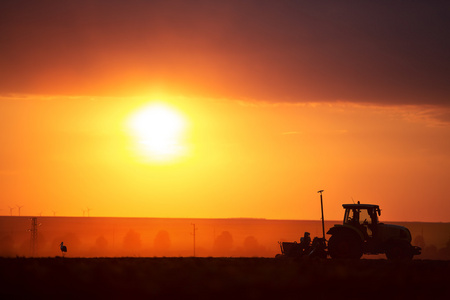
(127, 102, 189, 163)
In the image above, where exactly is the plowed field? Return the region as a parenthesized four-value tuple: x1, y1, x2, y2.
(0, 257, 448, 299)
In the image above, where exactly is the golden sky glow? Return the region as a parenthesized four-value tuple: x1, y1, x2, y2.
(1, 1, 450, 222)
(1, 94, 449, 222)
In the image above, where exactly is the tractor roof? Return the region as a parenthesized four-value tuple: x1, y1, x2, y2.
(342, 204, 380, 210)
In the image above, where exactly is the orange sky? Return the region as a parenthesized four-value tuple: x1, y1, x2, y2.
(1, 1, 450, 221)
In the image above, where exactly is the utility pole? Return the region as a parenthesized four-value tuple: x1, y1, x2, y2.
(191, 223, 197, 257)
(318, 190, 326, 240)
(29, 217, 41, 256)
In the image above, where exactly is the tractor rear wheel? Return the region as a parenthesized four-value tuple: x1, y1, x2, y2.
(328, 232, 363, 259)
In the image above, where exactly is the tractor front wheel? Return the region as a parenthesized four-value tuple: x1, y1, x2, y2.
(385, 241, 414, 261)
(328, 232, 363, 259)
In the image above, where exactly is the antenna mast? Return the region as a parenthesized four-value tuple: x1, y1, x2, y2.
(318, 190, 326, 240)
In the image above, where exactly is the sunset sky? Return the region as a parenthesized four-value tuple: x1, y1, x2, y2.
(1, 1, 449, 222)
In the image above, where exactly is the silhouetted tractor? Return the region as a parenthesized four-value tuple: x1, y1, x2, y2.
(327, 202, 421, 260)
(277, 191, 421, 260)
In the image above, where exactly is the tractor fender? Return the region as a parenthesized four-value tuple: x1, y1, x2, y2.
(327, 224, 365, 242)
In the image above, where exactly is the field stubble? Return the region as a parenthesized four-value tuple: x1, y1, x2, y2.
(0, 257, 448, 299)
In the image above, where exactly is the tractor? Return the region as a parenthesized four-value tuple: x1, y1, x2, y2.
(327, 202, 421, 260)
(277, 191, 421, 261)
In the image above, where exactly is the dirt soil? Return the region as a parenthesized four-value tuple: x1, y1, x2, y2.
(0, 257, 448, 299)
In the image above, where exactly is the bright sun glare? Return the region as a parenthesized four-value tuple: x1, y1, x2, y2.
(127, 102, 188, 163)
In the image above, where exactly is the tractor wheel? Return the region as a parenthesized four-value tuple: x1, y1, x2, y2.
(386, 241, 414, 261)
(308, 249, 327, 260)
(328, 232, 363, 259)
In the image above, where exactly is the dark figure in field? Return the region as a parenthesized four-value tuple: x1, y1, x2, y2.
(300, 232, 311, 250)
(60, 242, 67, 257)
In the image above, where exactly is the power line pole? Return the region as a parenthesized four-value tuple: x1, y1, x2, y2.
(29, 217, 41, 256)
(191, 223, 197, 257)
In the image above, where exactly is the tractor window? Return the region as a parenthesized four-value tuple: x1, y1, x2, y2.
(359, 209, 371, 226)
(344, 209, 359, 225)
(344, 208, 372, 225)
(360, 209, 374, 238)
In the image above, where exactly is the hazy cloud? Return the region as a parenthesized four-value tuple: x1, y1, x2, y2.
(1, 1, 449, 106)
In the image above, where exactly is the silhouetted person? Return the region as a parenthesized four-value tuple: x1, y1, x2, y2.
(300, 232, 311, 250)
(60, 242, 67, 257)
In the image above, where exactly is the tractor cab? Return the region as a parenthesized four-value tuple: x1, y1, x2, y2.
(342, 203, 381, 239)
